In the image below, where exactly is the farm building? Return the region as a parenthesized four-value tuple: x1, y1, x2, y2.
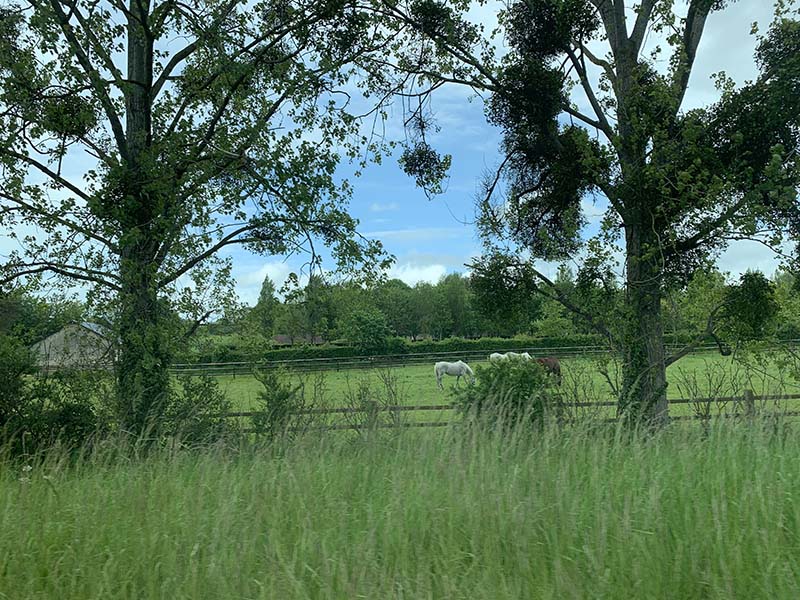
(272, 334, 325, 346)
(30, 322, 114, 370)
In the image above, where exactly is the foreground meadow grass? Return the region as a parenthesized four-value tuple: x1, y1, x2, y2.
(3, 424, 800, 599)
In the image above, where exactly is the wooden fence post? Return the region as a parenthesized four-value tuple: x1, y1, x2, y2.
(743, 389, 755, 419)
(365, 400, 379, 430)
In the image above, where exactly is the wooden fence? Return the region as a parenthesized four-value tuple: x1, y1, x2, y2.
(171, 340, 758, 377)
(220, 391, 800, 433)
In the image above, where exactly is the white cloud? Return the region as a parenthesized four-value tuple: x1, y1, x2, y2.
(389, 263, 447, 285)
(581, 196, 607, 223)
(716, 240, 787, 280)
(680, 2, 776, 111)
(399, 250, 471, 267)
(363, 227, 466, 242)
(369, 201, 399, 212)
(234, 260, 295, 305)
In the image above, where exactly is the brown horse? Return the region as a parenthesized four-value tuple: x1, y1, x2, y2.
(535, 357, 562, 384)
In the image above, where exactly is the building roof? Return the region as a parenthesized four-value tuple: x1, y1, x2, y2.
(79, 322, 108, 337)
(272, 334, 325, 346)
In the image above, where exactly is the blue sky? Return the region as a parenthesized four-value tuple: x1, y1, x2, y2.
(231, 1, 786, 305)
(230, 85, 502, 303)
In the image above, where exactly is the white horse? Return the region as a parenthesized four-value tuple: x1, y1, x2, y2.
(434, 360, 476, 390)
(489, 351, 531, 361)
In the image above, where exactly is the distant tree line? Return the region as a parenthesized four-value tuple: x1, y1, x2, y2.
(3, 264, 798, 361)
(200, 266, 800, 357)
(229, 271, 557, 351)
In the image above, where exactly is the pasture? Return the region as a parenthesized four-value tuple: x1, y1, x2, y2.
(4, 424, 800, 598)
(206, 350, 800, 420)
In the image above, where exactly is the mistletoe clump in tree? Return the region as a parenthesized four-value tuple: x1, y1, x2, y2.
(0, 0, 392, 435)
(377, 0, 800, 425)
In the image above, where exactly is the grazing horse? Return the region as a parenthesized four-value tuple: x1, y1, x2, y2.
(490, 351, 561, 383)
(434, 360, 476, 390)
(489, 351, 532, 361)
(535, 356, 562, 384)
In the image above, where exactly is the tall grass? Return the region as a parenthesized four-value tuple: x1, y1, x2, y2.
(2, 423, 800, 598)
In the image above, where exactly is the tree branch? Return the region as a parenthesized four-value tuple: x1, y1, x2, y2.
(3, 150, 92, 203)
(378, 1, 501, 90)
(58, 0, 127, 87)
(629, 0, 657, 55)
(151, 41, 198, 99)
(181, 308, 214, 341)
(566, 47, 614, 138)
(579, 41, 616, 83)
(1, 261, 121, 290)
(589, 0, 625, 58)
(666, 195, 750, 256)
(158, 223, 259, 287)
(670, 0, 712, 114)
(563, 104, 607, 132)
(150, 0, 243, 98)
(42, 0, 129, 160)
(665, 302, 729, 366)
(522, 260, 617, 346)
(0, 192, 116, 251)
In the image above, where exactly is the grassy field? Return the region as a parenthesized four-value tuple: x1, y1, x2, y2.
(210, 351, 800, 420)
(4, 424, 800, 598)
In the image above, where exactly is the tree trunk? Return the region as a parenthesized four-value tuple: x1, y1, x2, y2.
(618, 223, 669, 426)
(114, 0, 170, 436)
(116, 249, 171, 435)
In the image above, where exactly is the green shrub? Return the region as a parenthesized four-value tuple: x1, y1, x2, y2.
(0, 334, 36, 427)
(453, 359, 561, 428)
(251, 368, 305, 440)
(177, 334, 607, 364)
(20, 370, 105, 453)
(339, 307, 392, 354)
(40, 401, 99, 448)
(407, 335, 600, 355)
(176, 330, 750, 365)
(164, 374, 233, 445)
(0, 357, 104, 457)
(386, 336, 410, 354)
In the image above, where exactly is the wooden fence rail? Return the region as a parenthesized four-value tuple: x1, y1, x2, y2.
(173, 340, 800, 376)
(220, 391, 800, 431)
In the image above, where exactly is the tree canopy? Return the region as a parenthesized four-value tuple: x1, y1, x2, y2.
(373, 0, 800, 424)
(0, 0, 393, 432)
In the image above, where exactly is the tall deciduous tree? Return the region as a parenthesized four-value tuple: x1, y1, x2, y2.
(409, 281, 438, 340)
(469, 253, 544, 336)
(438, 272, 475, 337)
(0, 0, 391, 433)
(374, 0, 800, 424)
(250, 275, 279, 339)
(773, 268, 800, 338)
(339, 305, 391, 353)
(373, 278, 415, 338)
